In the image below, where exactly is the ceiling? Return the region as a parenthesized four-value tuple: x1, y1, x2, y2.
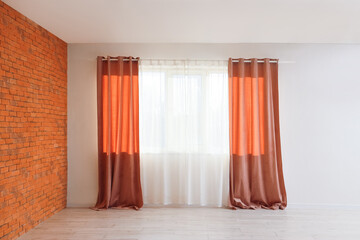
(3, 0, 360, 43)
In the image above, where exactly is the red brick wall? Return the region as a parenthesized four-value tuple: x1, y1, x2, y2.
(0, 2, 67, 239)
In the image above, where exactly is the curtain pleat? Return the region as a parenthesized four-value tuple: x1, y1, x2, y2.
(228, 58, 287, 209)
(93, 56, 143, 210)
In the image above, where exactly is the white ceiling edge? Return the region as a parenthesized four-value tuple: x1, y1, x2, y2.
(3, 0, 360, 44)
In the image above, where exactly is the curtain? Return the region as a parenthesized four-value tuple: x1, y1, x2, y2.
(139, 60, 229, 207)
(228, 58, 287, 209)
(93, 56, 143, 210)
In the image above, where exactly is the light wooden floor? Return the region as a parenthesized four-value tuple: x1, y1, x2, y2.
(18, 207, 360, 240)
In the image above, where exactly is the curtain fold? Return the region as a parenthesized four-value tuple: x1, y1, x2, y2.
(93, 56, 143, 210)
(139, 60, 229, 207)
(228, 58, 287, 209)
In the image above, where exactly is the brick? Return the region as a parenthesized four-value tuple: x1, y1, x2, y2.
(0, 2, 67, 240)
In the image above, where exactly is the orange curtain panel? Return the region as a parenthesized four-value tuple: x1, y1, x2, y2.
(228, 58, 287, 209)
(93, 56, 143, 210)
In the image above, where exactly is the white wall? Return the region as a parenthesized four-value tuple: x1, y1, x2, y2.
(68, 43, 360, 207)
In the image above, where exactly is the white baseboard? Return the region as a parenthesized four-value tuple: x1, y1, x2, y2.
(287, 203, 360, 209)
(66, 202, 360, 209)
(67, 203, 94, 208)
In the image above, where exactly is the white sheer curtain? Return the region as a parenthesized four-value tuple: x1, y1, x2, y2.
(139, 59, 229, 207)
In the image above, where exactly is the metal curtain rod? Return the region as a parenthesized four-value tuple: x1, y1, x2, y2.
(101, 58, 279, 63)
(231, 59, 278, 63)
(101, 57, 139, 62)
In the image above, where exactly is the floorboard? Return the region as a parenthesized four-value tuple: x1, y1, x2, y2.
(18, 207, 360, 240)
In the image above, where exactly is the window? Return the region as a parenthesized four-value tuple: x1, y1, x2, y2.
(138, 60, 229, 206)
